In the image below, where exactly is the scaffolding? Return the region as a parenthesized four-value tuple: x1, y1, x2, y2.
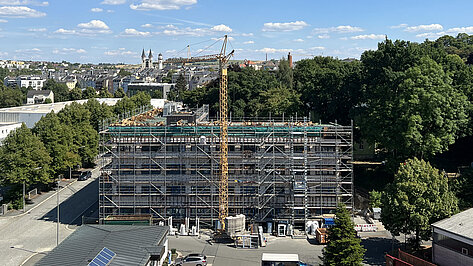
(99, 110, 353, 229)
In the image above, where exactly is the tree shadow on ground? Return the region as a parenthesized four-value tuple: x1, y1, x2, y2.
(38, 178, 98, 226)
(362, 237, 401, 265)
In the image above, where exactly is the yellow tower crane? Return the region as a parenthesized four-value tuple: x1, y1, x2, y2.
(165, 35, 234, 231)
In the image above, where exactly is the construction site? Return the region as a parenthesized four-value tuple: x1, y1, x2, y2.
(99, 103, 353, 233)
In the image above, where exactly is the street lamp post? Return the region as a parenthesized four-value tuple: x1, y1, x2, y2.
(57, 177, 60, 246)
(22, 182, 25, 213)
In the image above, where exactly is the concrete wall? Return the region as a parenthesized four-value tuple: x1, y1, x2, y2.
(433, 244, 473, 266)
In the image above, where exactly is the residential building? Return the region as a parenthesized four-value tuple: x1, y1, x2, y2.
(127, 82, 174, 98)
(0, 122, 22, 144)
(432, 208, 473, 265)
(15, 76, 46, 90)
(36, 225, 169, 266)
(26, 90, 54, 104)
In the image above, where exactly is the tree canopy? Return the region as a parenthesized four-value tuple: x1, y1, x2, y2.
(381, 158, 458, 247)
(322, 204, 366, 265)
(0, 123, 52, 186)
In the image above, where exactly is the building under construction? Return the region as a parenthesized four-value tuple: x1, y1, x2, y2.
(99, 104, 353, 230)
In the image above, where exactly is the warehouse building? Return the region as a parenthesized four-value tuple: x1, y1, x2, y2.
(99, 104, 353, 230)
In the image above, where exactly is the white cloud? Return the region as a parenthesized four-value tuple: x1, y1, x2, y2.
(243, 40, 254, 44)
(240, 32, 253, 37)
(54, 20, 112, 36)
(211, 36, 234, 41)
(0, 51, 8, 56)
(54, 28, 76, 34)
(262, 21, 308, 32)
(0, 6, 46, 18)
(130, 0, 197, 10)
(447, 26, 473, 34)
(141, 23, 153, 28)
(293, 38, 304, 42)
(120, 28, 151, 37)
(317, 34, 330, 39)
(390, 23, 408, 29)
(101, 0, 126, 4)
(416, 26, 473, 39)
(405, 24, 443, 32)
(165, 49, 176, 53)
(159, 24, 233, 37)
(256, 47, 325, 54)
(350, 34, 385, 40)
(15, 47, 41, 53)
(257, 47, 292, 53)
(416, 32, 445, 38)
(91, 8, 103, 12)
(53, 48, 87, 54)
(78, 20, 110, 30)
(104, 48, 136, 56)
(0, 19, 7, 23)
(28, 27, 46, 32)
(211, 24, 232, 32)
(0, 0, 48, 6)
(313, 25, 363, 34)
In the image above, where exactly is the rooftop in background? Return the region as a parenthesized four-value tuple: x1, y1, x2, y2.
(0, 98, 121, 114)
(432, 208, 473, 239)
(36, 225, 169, 266)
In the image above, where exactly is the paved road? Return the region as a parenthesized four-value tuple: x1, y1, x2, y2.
(0, 171, 99, 266)
(169, 234, 324, 266)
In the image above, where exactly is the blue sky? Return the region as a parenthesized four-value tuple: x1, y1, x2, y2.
(1, 0, 473, 64)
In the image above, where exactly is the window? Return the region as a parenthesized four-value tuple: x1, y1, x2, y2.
(463, 248, 469, 255)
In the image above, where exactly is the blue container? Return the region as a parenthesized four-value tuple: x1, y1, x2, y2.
(267, 222, 273, 234)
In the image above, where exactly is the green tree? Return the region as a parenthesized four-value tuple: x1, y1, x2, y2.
(322, 204, 366, 266)
(277, 58, 293, 89)
(259, 85, 301, 116)
(361, 53, 469, 160)
(99, 88, 113, 98)
(114, 87, 126, 98)
(0, 123, 52, 187)
(57, 103, 98, 166)
(33, 112, 80, 175)
(381, 158, 458, 248)
(69, 86, 82, 100)
(369, 190, 382, 208)
(294, 56, 362, 124)
(0, 85, 24, 107)
(450, 169, 473, 209)
(84, 98, 114, 131)
(113, 96, 136, 115)
(83, 86, 97, 99)
(42, 79, 70, 102)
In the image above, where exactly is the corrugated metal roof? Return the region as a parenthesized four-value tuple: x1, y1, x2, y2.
(36, 225, 168, 266)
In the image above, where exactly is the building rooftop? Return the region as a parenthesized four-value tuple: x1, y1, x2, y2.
(26, 90, 52, 98)
(432, 208, 473, 240)
(36, 224, 168, 266)
(0, 98, 121, 114)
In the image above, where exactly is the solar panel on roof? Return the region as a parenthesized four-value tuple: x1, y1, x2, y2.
(88, 247, 116, 266)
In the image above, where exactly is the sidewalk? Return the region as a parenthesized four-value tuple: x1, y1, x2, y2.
(2, 179, 76, 217)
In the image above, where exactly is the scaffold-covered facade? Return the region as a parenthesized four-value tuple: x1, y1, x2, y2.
(99, 107, 353, 229)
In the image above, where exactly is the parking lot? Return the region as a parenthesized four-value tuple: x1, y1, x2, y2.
(169, 233, 324, 266)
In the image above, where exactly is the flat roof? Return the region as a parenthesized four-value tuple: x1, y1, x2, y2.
(0, 98, 121, 114)
(262, 253, 299, 262)
(432, 208, 473, 240)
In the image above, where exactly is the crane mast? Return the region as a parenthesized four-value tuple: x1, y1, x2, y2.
(164, 36, 234, 231)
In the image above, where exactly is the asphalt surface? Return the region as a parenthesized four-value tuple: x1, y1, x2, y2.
(0, 170, 99, 266)
(169, 234, 324, 266)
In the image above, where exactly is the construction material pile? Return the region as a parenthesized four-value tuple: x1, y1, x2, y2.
(111, 108, 163, 127)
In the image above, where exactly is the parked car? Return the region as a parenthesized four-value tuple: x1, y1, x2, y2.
(175, 253, 207, 266)
(78, 171, 92, 181)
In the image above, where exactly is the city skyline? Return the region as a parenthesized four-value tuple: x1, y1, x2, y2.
(1, 0, 473, 63)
